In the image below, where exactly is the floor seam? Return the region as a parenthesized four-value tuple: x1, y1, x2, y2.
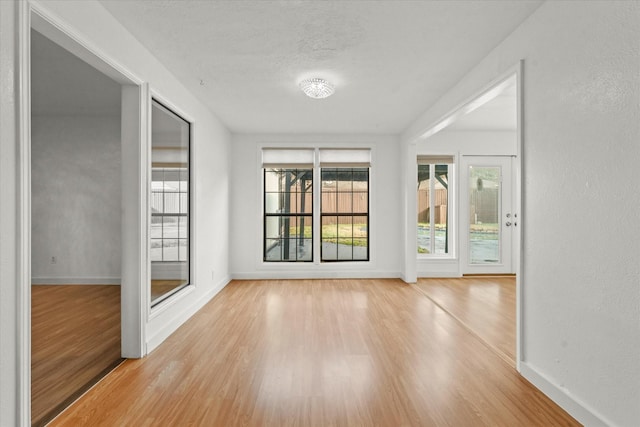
(409, 282, 516, 370)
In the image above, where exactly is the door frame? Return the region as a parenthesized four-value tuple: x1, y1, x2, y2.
(460, 155, 515, 275)
(408, 62, 524, 371)
(17, 2, 148, 424)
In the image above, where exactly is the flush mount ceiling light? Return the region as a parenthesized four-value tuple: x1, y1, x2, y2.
(299, 78, 335, 99)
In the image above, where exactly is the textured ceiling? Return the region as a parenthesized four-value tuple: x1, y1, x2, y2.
(96, 1, 541, 134)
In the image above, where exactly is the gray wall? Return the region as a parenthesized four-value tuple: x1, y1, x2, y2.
(31, 114, 121, 284)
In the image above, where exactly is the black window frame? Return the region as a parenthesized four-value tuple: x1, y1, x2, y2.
(263, 168, 314, 262)
(320, 167, 370, 262)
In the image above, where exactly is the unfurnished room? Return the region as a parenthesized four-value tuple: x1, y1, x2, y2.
(0, 1, 638, 426)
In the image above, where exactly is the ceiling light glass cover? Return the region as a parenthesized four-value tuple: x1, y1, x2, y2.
(299, 78, 335, 99)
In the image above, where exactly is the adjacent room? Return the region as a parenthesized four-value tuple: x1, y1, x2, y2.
(0, 1, 638, 427)
(30, 28, 123, 426)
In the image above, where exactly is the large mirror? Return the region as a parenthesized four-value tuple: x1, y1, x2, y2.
(150, 100, 190, 306)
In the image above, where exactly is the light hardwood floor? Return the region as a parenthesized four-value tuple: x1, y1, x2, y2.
(49, 279, 579, 426)
(31, 285, 122, 427)
(413, 276, 516, 366)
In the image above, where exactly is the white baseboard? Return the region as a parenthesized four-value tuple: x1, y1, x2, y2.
(31, 276, 120, 285)
(416, 271, 461, 278)
(520, 362, 610, 427)
(231, 270, 402, 280)
(146, 275, 231, 353)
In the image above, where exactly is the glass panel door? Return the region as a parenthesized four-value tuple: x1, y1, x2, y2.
(461, 156, 514, 274)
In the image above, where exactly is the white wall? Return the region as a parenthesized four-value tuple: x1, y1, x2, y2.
(31, 115, 122, 284)
(230, 134, 402, 279)
(419, 130, 516, 156)
(0, 1, 21, 425)
(26, 0, 232, 354)
(403, 2, 640, 426)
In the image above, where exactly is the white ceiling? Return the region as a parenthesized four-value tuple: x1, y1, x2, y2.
(98, 0, 542, 134)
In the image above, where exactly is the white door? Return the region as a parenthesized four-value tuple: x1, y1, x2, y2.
(461, 156, 515, 274)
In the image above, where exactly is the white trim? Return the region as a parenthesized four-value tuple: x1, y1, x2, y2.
(146, 276, 230, 353)
(232, 271, 401, 280)
(31, 277, 120, 285)
(514, 60, 524, 372)
(121, 83, 148, 358)
(148, 284, 195, 320)
(417, 257, 459, 278)
(17, 2, 31, 425)
(520, 362, 610, 427)
(29, 1, 141, 85)
(25, 1, 149, 363)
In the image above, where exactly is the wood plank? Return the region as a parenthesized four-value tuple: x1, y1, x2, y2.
(31, 285, 122, 427)
(50, 279, 579, 426)
(413, 277, 516, 366)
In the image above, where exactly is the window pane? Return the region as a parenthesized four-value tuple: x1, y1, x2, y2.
(322, 238, 338, 260)
(164, 192, 179, 214)
(299, 239, 313, 261)
(337, 216, 353, 241)
(337, 243, 352, 260)
(180, 193, 188, 214)
(163, 216, 179, 238)
(434, 166, 449, 255)
(418, 163, 452, 256)
(353, 169, 368, 191)
(322, 216, 338, 241)
(151, 191, 163, 213)
(264, 169, 281, 192)
(179, 217, 188, 239)
(178, 238, 188, 262)
(150, 216, 162, 239)
(352, 192, 368, 213)
(263, 168, 313, 262)
(337, 193, 352, 212)
(469, 166, 500, 264)
(321, 191, 336, 213)
(163, 239, 178, 261)
(321, 169, 337, 191)
(321, 168, 369, 262)
(264, 192, 281, 214)
(265, 217, 281, 239)
(336, 169, 352, 191)
(265, 238, 282, 261)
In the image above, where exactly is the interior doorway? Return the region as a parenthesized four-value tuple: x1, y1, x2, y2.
(416, 67, 522, 368)
(30, 27, 124, 426)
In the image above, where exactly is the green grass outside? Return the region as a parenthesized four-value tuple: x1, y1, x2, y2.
(287, 224, 368, 247)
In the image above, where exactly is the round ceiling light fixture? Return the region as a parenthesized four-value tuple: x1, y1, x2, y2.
(299, 78, 335, 99)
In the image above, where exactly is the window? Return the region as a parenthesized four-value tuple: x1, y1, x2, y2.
(151, 168, 188, 261)
(418, 155, 453, 256)
(262, 148, 371, 263)
(150, 100, 190, 306)
(263, 168, 313, 262)
(320, 168, 369, 261)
